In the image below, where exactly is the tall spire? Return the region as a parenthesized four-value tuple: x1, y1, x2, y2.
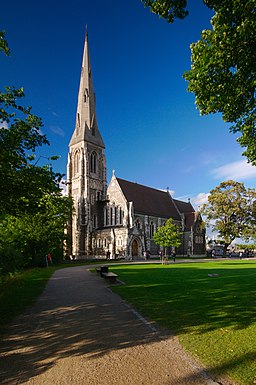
(69, 30, 105, 148)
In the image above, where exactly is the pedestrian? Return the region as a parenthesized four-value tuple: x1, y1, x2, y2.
(159, 250, 163, 264)
(172, 251, 176, 262)
(47, 253, 52, 265)
(106, 250, 111, 259)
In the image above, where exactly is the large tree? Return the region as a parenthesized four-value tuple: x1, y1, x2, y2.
(153, 218, 181, 258)
(142, 0, 256, 164)
(0, 31, 73, 272)
(202, 180, 256, 253)
(0, 194, 72, 271)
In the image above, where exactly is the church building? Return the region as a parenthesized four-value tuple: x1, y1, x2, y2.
(67, 33, 205, 259)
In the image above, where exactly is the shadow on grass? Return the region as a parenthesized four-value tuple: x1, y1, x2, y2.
(0, 266, 165, 384)
(0, 262, 255, 385)
(111, 262, 256, 334)
(180, 350, 256, 384)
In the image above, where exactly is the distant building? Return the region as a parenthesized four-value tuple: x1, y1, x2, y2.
(67, 33, 205, 259)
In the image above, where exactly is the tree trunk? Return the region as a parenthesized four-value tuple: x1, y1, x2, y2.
(224, 242, 230, 257)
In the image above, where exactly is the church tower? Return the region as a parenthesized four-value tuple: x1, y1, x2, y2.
(67, 31, 107, 257)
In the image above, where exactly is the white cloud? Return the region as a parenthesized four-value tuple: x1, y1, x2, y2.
(50, 125, 65, 137)
(175, 194, 190, 202)
(191, 192, 210, 208)
(212, 160, 256, 181)
(0, 121, 9, 129)
(156, 187, 176, 196)
(60, 179, 67, 196)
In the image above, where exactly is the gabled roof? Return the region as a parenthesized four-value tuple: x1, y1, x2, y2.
(116, 178, 181, 220)
(173, 199, 195, 214)
(173, 199, 196, 231)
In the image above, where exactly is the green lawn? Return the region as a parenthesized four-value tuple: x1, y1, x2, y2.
(0, 260, 111, 335)
(110, 261, 256, 385)
(0, 267, 59, 335)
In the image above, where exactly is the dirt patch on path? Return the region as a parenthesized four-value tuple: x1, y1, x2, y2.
(0, 266, 222, 385)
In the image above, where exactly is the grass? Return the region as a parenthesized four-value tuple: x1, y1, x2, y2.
(0, 266, 60, 335)
(1, 259, 256, 384)
(0, 261, 98, 335)
(0, 259, 115, 335)
(110, 261, 256, 385)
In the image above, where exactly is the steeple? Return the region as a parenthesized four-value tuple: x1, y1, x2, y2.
(67, 30, 107, 258)
(69, 30, 105, 148)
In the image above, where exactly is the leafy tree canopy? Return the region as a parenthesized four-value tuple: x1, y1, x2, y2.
(0, 31, 9, 55)
(142, 0, 188, 23)
(153, 218, 181, 254)
(142, 0, 256, 164)
(0, 31, 64, 216)
(0, 31, 73, 272)
(202, 180, 256, 251)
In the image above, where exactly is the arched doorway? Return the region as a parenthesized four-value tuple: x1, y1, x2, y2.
(131, 239, 138, 257)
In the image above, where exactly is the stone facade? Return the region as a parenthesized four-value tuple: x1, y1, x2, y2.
(67, 33, 206, 259)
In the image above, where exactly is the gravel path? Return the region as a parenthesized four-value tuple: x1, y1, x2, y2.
(0, 266, 222, 385)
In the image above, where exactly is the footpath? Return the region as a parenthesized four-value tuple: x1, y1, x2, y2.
(0, 265, 223, 385)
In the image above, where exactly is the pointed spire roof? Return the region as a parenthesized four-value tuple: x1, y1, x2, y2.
(69, 30, 105, 148)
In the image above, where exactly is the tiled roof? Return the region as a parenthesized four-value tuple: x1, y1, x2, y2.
(116, 178, 181, 220)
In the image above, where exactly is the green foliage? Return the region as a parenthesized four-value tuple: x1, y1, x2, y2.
(0, 31, 73, 273)
(236, 243, 256, 251)
(153, 218, 181, 253)
(142, 1, 256, 165)
(184, 0, 256, 164)
(0, 194, 73, 270)
(0, 31, 10, 55)
(202, 180, 256, 248)
(142, 0, 188, 23)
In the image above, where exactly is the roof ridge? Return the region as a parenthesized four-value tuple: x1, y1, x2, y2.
(116, 177, 169, 195)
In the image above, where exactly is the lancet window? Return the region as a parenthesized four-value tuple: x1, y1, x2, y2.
(104, 204, 124, 227)
(135, 219, 141, 230)
(73, 151, 80, 175)
(90, 151, 97, 174)
(149, 221, 155, 238)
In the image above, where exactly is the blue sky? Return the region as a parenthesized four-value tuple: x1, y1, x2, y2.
(1, 0, 256, 213)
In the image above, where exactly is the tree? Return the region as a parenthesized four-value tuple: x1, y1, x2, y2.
(0, 31, 54, 215)
(202, 180, 256, 254)
(142, 0, 256, 165)
(0, 31, 10, 55)
(0, 194, 72, 271)
(142, 0, 188, 23)
(153, 218, 181, 257)
(0, 31, 73, 273)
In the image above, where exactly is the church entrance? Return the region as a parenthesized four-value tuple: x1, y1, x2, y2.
(131, 239, 139, 257)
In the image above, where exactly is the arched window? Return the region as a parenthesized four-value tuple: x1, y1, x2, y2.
(110, 207, 113, 225)
(93, 214, 97, 229)
(77, 113, 80, 128)
(135, 219, 141, 230)
(90, 151, 97, 173)
(119, 208, 123, 225)
(104, 208, 108, 226)
(149, 222, 155, 238)
(115, 206, 118, 224)
(73, 151, 80, 175)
